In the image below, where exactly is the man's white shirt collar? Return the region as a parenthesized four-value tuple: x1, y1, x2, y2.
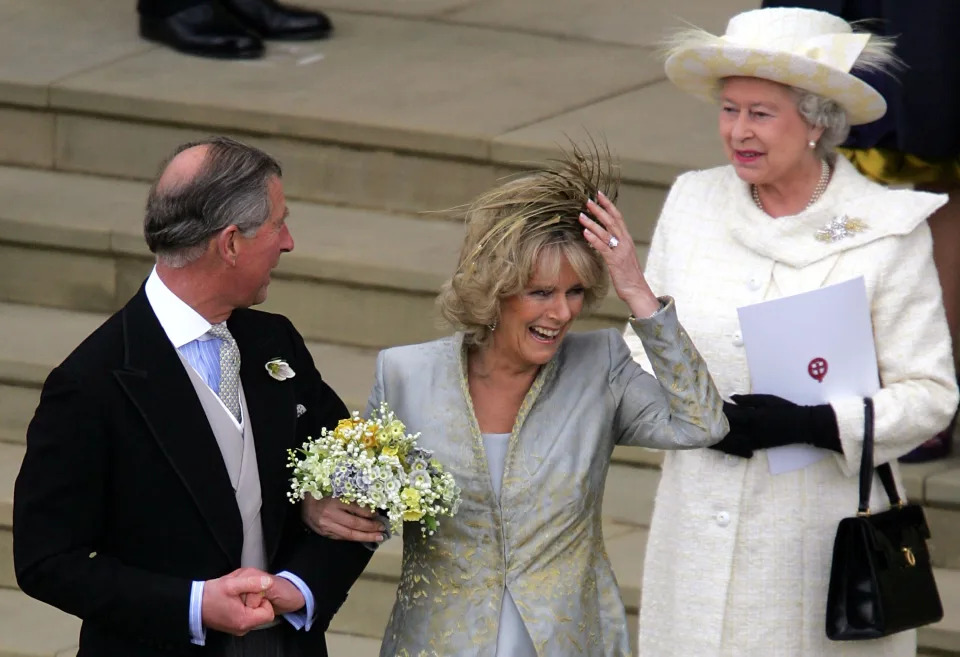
(144, 267, 215, 348)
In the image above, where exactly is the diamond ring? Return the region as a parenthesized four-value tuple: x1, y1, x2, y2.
(608, 236, 619, 249)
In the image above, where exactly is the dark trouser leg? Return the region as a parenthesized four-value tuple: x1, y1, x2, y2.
(220, 624, 304, 657)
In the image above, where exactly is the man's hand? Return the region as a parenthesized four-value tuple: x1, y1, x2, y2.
(202, 573, 275, 636)
(230, 568, 306, 615)
(302, 496, 385, 543)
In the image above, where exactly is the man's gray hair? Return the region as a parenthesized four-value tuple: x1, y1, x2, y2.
(144, 136, 283, 267)
(791, 88, 851, 159)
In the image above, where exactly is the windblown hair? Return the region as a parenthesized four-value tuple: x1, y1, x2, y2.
(437, 143, 618, 349)
(144, 136, 282, 268)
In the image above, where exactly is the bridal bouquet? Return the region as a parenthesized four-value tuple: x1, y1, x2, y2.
(287, 402, 461, 537)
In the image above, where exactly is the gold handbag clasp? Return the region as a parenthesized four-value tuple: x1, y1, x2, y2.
(902, 547, 917, 567)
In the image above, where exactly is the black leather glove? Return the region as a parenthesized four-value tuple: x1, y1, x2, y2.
(710, 393, 841, 459)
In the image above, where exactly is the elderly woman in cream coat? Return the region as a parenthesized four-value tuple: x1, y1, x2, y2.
(352, 149, 727, 657)
(626, 8, 959, 657)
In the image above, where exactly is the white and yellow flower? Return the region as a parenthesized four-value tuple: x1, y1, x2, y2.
(265, 358, 296, 381)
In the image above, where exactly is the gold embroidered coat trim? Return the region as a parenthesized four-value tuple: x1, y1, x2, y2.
(369, 300, 727, 656)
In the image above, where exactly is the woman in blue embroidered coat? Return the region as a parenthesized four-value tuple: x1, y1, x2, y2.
(359, 147, 728, 656)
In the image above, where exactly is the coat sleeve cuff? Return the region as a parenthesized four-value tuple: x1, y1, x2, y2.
(831, 396, 867, 477)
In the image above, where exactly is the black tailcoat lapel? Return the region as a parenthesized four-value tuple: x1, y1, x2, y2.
(113, 289, 243, 565)
(229, 312, 296, 564)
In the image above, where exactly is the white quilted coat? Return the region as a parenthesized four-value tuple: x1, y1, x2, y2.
(625, 158, 958, 657)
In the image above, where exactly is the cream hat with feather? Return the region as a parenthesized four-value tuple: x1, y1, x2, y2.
(663, 7, 895, 125)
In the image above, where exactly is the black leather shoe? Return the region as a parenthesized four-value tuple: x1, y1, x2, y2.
(139, 2, 264, 59)
(221, 0, 333, 40)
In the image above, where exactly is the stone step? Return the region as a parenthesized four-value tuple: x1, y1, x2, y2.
(0, 0, 753, 230)
(0, 588, 81, 657)
(0, 165, 645, 350)
(0, 443, 19, 589)
(324, 632, 383, 657)
(0, 385, 39, 446)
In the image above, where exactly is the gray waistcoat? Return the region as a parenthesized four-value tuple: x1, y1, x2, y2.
(179, 353, 267, 570)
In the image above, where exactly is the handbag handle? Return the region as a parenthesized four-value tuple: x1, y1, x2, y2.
(858, 398, 904, 516)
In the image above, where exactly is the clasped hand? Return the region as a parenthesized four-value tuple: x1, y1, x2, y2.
(201, 568, 305, 636)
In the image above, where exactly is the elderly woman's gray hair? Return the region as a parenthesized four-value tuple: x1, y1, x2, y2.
(144, 136, 282, 268)
(437, 145, 618, 349)
(792, 88, 850, 158)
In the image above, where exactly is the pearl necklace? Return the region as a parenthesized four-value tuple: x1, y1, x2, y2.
(752, 159, 831, 214)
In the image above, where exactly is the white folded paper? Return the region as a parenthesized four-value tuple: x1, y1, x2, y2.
(736, 277, 880, 474)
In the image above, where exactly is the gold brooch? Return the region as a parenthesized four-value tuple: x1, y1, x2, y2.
(815, 215, 868, 242)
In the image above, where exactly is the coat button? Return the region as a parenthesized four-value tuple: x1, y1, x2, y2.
(716, 511, 731, 526)
(732, 330, 743, 347)
(724, 454, 739, 466)
(747, 277, 763, 291)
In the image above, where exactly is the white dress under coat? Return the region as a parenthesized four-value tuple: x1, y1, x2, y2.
(625, 157, 959, 657)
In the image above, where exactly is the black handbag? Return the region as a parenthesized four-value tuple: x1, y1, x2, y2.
(825, 398, 943, 640)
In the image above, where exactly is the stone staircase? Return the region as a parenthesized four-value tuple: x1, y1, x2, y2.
(1, 0, 960, 655)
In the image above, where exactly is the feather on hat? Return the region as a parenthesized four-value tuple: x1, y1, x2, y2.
(663, 7, 897, 125)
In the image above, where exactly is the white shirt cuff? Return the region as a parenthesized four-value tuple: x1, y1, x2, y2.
(189, 580, 207, 645)
(276, 571, 315, 631)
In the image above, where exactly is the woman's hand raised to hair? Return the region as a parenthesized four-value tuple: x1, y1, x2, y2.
(578, 191, 660, 318)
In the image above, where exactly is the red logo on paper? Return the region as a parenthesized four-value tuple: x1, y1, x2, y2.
(808, 357, 828, 383)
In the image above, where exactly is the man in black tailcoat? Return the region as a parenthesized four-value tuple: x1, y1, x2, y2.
(14, 136, 384, 656)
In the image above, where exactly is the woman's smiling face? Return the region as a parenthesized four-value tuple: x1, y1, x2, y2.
(492, 252, 586, 369)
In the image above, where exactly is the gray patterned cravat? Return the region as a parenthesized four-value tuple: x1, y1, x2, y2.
(208, 322, 241, 422)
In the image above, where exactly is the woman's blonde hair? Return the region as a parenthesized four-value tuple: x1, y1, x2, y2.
(438, 143, 618, 349)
